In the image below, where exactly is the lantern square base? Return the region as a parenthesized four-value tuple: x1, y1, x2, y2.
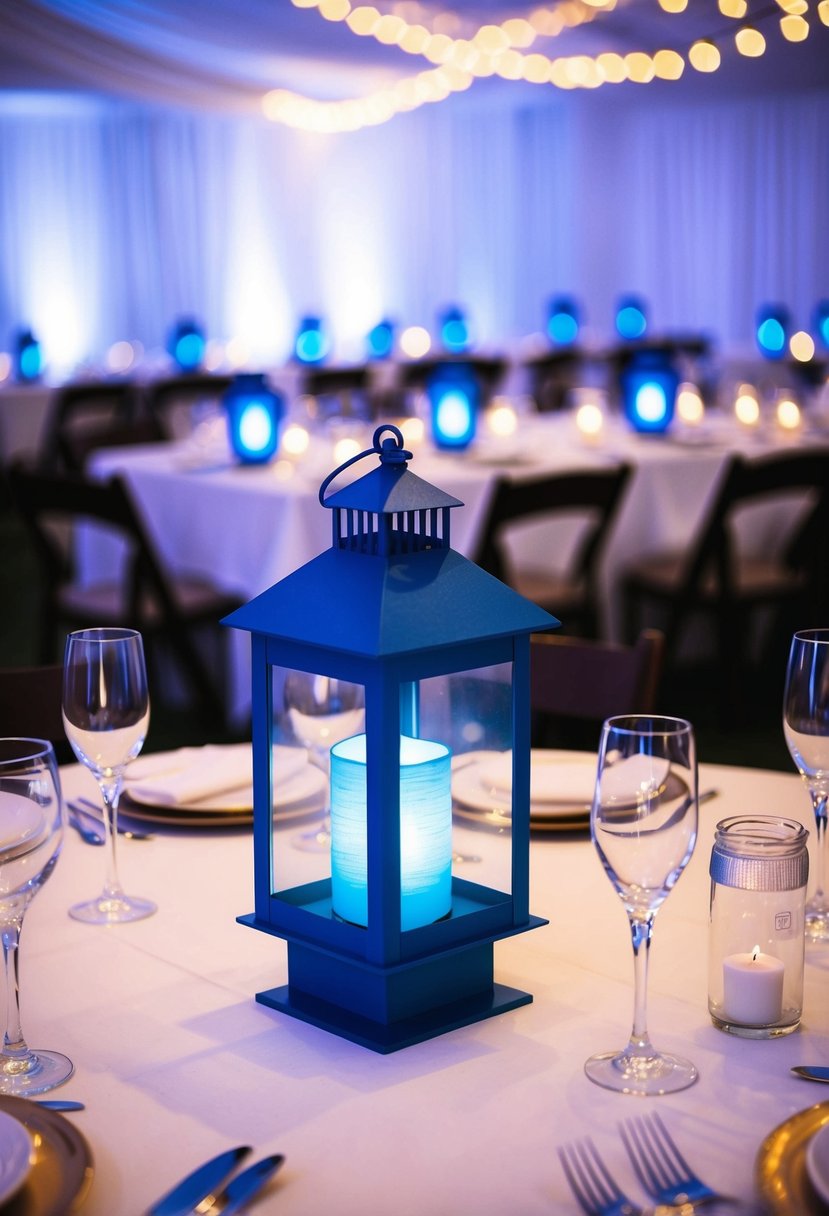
(255, 979, 533, 1053)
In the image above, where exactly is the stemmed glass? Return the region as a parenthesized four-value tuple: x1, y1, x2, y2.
(62, 627, 156, 923)
(0, 737, 73, 1095)
(585, 715, 699, 1095)
(283, 670, 365, 853)
(783, 628, 829, 942)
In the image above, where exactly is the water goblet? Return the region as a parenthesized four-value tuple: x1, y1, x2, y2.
(62, 627, 156, 923)
(0, 737, 73, 1095)
(585, 714, 699, 1095)
(783, 628, 829, 942)
(284, 670, 365, 853)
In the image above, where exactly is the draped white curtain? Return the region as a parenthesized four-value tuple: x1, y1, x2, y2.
(0, 85, 826, 371)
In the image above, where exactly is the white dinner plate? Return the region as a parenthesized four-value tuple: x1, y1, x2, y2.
(0, 1107, 33, 1207)
(451, 750, 595, 830)
(806, 1120, 829, 1205)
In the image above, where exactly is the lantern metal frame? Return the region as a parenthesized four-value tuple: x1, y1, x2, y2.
(225, 424, 558, 1052)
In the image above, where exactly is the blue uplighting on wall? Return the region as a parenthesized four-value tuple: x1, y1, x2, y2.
(427, 363, 479, 450)
(223, 373, 284, 464)
(546, 296, 580, 345)
(294, 315, 329, 365)
(438, 306, 472, 354)
(813, 300, 829, 350)
(755, 304, 789, 359)
(167, 317, 206, 371)
(366, 319, 395, 360)
(14, 328, 42, 382)
(620, 350, 679, 434)
(615, 296, 648, 342)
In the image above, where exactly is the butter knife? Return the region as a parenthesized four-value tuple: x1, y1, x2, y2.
(147, 1146, 252, 1216)
(792, 1065, 829, 1083)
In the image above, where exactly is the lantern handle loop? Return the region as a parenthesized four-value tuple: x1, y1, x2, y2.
(318, 424, 412, 506)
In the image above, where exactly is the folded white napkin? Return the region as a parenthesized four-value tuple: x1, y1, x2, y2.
(599, 753, 670, 803)
(479, 750, 597, 805)
(126, 743, 306, 807)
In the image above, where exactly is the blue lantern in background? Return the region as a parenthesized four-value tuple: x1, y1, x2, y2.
(13, 328, 42, 382)
(755, 304, 790, 360)
(620, 350, 679, 434)
(615, 295, 648, 342)
(223, 373, 284, 464)
(366, 318, 395, 360)
(813, 300, 829, 351)
(427, 362, 479, 450)
(438, 306, 472, 354)
(167, 317, 206, 371)
(546, 296, 580, 346)
(224, 424, 556, 1052)
(294, 315, 329, 365)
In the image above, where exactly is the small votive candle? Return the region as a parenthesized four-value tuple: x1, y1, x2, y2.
(776, 396, 801, 431)
(575, 401, 604, 440)
(734, 386, 761, 427)
(722, 946, 784, 1026)
(676, 383, 705, 425)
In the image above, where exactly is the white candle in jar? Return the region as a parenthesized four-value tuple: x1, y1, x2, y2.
(722, 946, 784, 1025)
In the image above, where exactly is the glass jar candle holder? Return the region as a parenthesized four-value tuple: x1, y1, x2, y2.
(708, 816, 808, 1038)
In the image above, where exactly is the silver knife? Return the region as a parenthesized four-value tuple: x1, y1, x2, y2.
(147, 1146, 253, 1216)
(35, 1099, 85, 1111)
(198, 1154, 285, 1215)
(792, 1065, 829, 1082)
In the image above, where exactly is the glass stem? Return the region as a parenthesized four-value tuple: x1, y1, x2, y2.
(627, 912, 656, 1059)
(99, 776, 125, 901)
(2, 917, 30, 1066)
(811, 791, 828, 906)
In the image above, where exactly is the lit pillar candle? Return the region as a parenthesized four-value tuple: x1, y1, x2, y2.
(722, 946, 784, 1025)
(330, 733, 452, 932)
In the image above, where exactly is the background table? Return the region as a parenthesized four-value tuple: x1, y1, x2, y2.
(20, 757, 829, 1214)
(88, 410, 826, 723)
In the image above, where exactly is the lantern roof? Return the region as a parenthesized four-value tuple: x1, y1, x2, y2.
(224, 544, 558, 659)
(224, 423, 559, 657)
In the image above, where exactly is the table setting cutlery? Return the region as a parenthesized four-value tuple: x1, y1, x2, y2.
(147, 1145, 285, 1216)
(67, 807, 105, 846)
(69, 797, 154, 841)
(792, 1066, 829, 1083)
(34, 1099, 85, 1111)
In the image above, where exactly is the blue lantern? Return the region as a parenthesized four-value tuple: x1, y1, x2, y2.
(620, 350, 679, 434)
(755, 304, 790, 360)
(223, 373, 284, 464)
(224, 424, 557, 1052)
(813, 300, 829, 351)
(14, 328, 42, 382)
(167, 317, 206, 371)
(366, 319, 395, 360)
(427, 363, 479, 451)
(615, 295, 648, 342)
(546, 296, 580, 346)
(438, 306, 472, 354)
(294, 315, 329, 365)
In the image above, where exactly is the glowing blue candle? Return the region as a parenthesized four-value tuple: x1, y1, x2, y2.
(330, 733, 452, 931)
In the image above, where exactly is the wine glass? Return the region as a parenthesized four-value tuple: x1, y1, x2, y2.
(0, 737, 73, 1095)
(62, 626, 156, 923)
(783, 628, 829, 942)
(283, 671, 365, 853)
(585, 715, 699, 1095)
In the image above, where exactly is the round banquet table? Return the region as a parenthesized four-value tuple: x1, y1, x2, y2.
(13, 754, 829, 1215)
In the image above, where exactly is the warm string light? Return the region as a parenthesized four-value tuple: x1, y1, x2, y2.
(266, 0, 823, 128)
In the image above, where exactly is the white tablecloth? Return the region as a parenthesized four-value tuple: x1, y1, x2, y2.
(18, 757, 829, 1214)
(86, 410, 827, 723)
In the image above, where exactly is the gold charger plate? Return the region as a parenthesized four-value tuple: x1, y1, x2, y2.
(756, 1100, 829, 1214)
(0, 1095, 93, 1215)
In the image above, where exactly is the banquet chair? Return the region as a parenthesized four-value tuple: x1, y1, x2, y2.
(472, 464, 632, 637)
(300, 365, 374, 420)
(620, 448, 829, 711)
(145, 373, 234, 439)
(0, 664, 72, 760)
(42, 380, 153, 472)
(529, 629, 665, 750)
(6, 463, 244, 725)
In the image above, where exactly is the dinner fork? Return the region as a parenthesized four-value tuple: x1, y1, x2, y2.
(558, 1137, 644, 1216)
(619, 1112, 740, 1209)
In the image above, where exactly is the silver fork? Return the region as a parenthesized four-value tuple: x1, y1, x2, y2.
(619, 1112, 740, 1209)
(558, 1138, 644, 1216)
(69, 798, 154, 841)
